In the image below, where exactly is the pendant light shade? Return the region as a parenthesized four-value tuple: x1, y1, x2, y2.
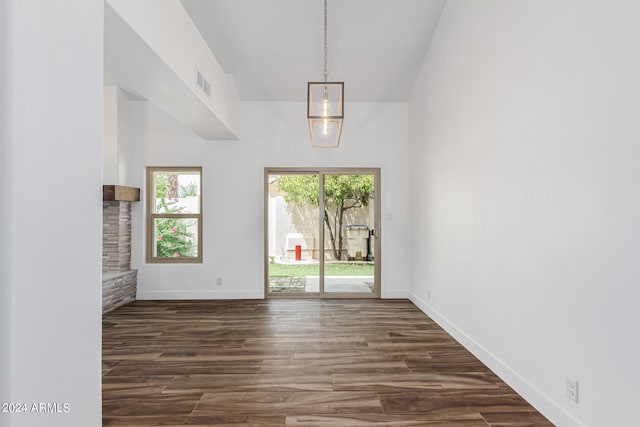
(307, 81, 343, 148)
(307, 0, 343, 148)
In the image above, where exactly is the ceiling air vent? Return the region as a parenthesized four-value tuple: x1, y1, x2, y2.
(196, 68, 211, 98)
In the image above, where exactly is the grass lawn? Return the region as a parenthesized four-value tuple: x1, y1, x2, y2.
(269, 262, 374, 277)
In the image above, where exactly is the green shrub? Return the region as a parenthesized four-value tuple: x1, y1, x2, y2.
(155, 193, 195, 258)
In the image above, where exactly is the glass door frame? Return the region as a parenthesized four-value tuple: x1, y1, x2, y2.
(264, 167, 381, 299)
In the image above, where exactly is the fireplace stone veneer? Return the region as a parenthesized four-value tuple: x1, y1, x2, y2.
(102, 270, 137, 313)
(103, 201, 131, 272)
(102, 186, 140, 314)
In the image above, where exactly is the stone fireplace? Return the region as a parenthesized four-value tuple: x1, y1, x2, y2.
(102, 185, 139, 314)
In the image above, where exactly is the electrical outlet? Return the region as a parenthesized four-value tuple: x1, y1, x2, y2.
(216, 277, 223, 287)
(566, 376, 579, 403)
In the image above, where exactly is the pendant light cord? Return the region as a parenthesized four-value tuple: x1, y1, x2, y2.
(323, 0, 329, 82)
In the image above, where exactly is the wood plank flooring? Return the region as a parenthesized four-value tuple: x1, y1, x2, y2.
(102, 299, 553, 426)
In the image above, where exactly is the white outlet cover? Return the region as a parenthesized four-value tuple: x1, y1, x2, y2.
(566, 377, 579, 403)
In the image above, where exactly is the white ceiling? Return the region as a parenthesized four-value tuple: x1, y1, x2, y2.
(181, 0, 446, 102)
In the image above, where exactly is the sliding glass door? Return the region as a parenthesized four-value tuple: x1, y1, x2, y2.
(265, 168, 380, 298)
(266, 172, 320, 295)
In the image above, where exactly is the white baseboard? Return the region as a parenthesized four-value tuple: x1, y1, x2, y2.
(137, 290, 264, 300)
(409, 292, 586, 427)
(381, 289, 409, 299)
(138, 289, 409, 300)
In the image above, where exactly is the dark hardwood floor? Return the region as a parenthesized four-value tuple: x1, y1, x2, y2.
(102, 299, 553, 426)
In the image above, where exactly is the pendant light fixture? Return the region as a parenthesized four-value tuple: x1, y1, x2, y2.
(307, 0, 344, 148)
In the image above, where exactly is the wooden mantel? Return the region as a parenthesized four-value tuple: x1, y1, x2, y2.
(103, 185, 140, 202)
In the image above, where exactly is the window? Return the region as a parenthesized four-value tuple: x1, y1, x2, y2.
(146, 167, 202, 263)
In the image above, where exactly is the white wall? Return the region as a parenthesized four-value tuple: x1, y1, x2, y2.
(408, 1, 640, 426)
(106, 0, 239, 134)
(0, 0, 12, 410)
(103, 86, 119, 184)
(117, 98, 410, 299)
(1, 1, 103, 426)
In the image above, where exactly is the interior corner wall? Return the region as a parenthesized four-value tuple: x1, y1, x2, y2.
(2, 0, 103, 426)
(408, 1, 640, 426)
(116, 98, 410, 299)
